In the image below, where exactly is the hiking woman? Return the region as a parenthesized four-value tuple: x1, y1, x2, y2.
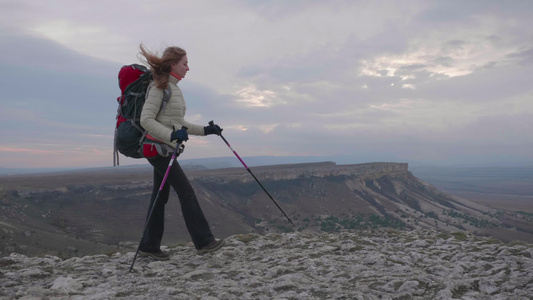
(138, 44, 224, 260)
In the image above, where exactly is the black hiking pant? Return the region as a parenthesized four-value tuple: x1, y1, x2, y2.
(139, 155, 214, 252)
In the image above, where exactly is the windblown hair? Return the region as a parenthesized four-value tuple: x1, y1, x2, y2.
(138, 44, 187, 89)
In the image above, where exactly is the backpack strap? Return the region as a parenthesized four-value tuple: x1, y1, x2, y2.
(146, 82, 172, 113)
(161, 86, 172, 112)
(113, 127, 120, 166)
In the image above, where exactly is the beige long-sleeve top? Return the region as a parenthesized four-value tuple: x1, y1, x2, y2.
(140, 76, 205, 148)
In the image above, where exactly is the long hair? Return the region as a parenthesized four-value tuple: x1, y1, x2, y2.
(138, 44, 187, 89)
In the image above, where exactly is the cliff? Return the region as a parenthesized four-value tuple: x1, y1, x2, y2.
(189, 162, 409, 182)
(1, 162, 532, 259)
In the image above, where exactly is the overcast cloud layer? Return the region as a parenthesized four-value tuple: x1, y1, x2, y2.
(1, 0, 532, 169)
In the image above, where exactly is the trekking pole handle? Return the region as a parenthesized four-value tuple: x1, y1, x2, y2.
(208, 120, 222, 136)
(171, 126, 187, 155)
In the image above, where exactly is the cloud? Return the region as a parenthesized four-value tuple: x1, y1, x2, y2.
(0, 146, 61, 155)
(0, 1, 532, 168)
(235, 85, 282, 107)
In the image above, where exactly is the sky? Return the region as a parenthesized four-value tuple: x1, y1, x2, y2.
(1, 0, 532, 169)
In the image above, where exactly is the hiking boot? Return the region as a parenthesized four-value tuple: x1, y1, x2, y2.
(138, 250, 170, 261)
(197, 238, 225, 255)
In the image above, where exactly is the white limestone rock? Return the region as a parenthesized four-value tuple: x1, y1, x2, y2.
(0, 230, 532, 299)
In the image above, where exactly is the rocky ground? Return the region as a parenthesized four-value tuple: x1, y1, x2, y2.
(1, 230, 532, 300)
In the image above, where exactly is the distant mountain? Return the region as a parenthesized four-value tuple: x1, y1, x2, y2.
(4, 154, 532, 176)
(411, 165, 533, 196)
(0, 153, 408, 176)
(0, 167, 77, 176)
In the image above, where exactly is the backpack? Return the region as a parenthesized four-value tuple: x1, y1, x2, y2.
(113, 64, 171, 166)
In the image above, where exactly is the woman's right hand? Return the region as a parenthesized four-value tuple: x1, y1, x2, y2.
(170, 128, 189, 143)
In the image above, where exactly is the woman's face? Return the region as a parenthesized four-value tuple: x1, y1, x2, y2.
(171, 55, 189, 78)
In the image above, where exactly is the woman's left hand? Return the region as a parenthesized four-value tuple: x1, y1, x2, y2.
(204, 123, 223, 135)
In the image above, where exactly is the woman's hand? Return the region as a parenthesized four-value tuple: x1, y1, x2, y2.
(204, 123, 223, 135)
(170, 128, 189, 142)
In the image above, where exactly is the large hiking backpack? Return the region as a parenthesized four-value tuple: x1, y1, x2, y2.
(113, 64, 171, 166)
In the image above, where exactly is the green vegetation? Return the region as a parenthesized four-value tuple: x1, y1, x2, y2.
(317, 214, 405, 233)
(425, 211, 439, 220)
(444, 210, 498, 228)
(478, 238, 502, 245)
(277, 225, 294, 233)
(235, 233, 260, 244)
(320, 216, 341, 232)
(451, 231, 468, 241)
(515, 211, 533, 217)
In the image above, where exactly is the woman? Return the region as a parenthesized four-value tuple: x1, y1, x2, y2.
(138, 44, 224, 260)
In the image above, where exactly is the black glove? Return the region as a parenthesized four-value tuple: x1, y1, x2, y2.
(204, 123, 223, 135)
(170, 128, 189, 143)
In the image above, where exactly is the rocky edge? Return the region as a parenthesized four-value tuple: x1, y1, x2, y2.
(1, 230, 532, 299)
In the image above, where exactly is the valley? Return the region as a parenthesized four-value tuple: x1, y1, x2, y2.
(1, 161, 532, 258)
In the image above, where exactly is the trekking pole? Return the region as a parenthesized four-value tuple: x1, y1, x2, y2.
(209, 121, 293, 225)
(129, 127, 186, 272)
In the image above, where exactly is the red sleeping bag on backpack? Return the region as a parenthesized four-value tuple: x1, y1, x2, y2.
(116, 66, 145, 128)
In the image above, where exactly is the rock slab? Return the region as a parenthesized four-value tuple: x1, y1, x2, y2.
(1, 230, 532, 299)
